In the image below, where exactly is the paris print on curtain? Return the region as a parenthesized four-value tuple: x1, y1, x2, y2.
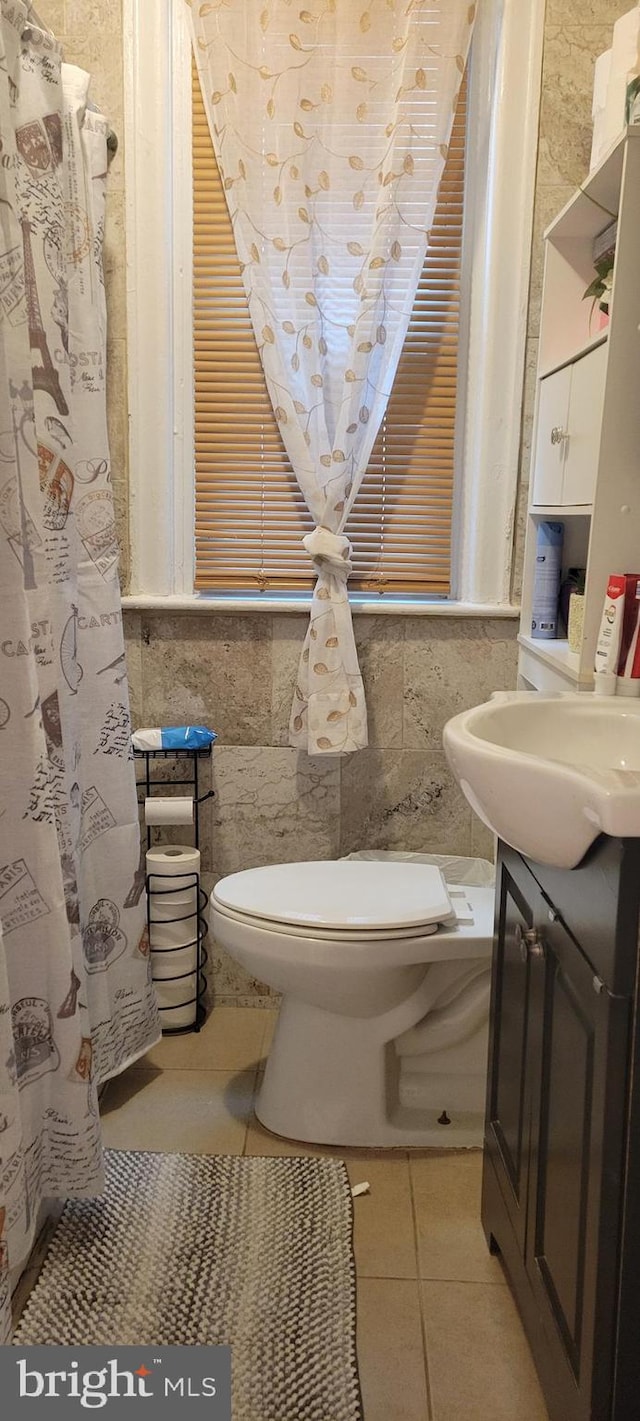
(188, 0, 477, 754)
(0, 3, 160, 1342)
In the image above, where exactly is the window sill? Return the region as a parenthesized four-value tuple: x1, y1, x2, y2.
(121, 592, 520, 618)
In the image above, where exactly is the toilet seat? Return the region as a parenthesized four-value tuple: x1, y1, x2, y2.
(212, 859, 453, 933)
(212, 897, 440, 942)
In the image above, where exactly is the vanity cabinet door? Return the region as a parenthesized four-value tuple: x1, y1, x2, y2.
(526, 912, 630, 1421)
(484, 857, 545, 1254)
(484, 844, 634, 1421)
(531, 365, 571, 506)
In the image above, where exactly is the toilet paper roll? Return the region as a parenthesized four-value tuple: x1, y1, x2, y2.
(149, 888, 197, 922)
(152, 940, 198, 982)
(156, 973, 198, 1030)
(145, 796, 194, 827)
(603, 7, 640, 151)
(146, 844, 200, 894)
(149, 915, 199, 952)
(591, 49, 612, 170)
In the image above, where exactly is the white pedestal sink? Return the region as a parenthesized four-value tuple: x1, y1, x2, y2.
(443, 692, 640, 869)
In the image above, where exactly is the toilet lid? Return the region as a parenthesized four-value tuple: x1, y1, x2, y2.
(213, 861, 452, 931)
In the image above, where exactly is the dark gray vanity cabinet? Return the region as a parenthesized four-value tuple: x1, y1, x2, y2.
(482, 838, 640, 1421)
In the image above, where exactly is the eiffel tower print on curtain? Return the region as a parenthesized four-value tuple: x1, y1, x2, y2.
(21, 217, 69, 417)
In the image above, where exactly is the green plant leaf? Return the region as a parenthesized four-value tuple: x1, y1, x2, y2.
(583, 277, 605, 300)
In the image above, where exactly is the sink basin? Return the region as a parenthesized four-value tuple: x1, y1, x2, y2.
(443, 692, 640, 869)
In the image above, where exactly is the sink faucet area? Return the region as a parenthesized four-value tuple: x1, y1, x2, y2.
(443, 692, 640, 869)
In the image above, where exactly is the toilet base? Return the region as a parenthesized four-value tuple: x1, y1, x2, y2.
(256, 991, 485, 1149)
(255, 1094, 484, 1149)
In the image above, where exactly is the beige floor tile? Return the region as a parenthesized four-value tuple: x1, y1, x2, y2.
(357, 1279, 429, 1421)
(411, 1151, 504, 1284)
(347, 1158, 417, 1280)
(140, 1007, 269, 1073)
(422, 1281, 549, 1421)
(101, 1067, 255, 1155)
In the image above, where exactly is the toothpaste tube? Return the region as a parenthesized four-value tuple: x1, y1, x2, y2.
(132, 726, 217, 752)
(594, 574, 626, 695)
(617, 575, 640, 696)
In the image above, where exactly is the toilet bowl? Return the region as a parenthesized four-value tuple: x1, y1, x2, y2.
(211, 860, 494, 1148)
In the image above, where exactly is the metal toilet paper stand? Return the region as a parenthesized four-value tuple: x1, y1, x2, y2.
(134, 745, 214, 1035)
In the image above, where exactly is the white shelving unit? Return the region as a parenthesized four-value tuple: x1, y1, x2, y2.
(518, 128, 640, 694)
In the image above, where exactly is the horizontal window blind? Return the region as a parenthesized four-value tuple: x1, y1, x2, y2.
(193, 63, 466, 594)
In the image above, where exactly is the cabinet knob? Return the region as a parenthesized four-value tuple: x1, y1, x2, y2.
(550, 426, 566, 446)
(514, 923, 545, 961)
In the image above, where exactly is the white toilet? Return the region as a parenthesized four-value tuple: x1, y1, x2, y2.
(211, 859, 494, 1148)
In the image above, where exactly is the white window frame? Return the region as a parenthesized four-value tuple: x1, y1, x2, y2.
(123, 0, 544, 615)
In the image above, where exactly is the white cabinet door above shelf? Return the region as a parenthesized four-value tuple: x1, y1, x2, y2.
(532, 364, 571, 506)
(563, 341, 607, 506)
(532, 342, 607, 508)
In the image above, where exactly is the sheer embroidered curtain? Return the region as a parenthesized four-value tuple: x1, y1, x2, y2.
(188, 0, 477, 753)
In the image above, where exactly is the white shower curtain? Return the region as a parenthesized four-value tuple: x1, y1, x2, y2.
(189, 0, 476, 754)
(0, 3, 159, 1342)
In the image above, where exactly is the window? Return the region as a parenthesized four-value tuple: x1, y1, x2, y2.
(192, 64, 466, 596)
(124, 0, 542, 610)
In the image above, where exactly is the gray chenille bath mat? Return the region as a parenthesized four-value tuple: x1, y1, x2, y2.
(14, 1148, 363, 1421)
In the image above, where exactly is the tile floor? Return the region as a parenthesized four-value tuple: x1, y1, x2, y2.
(101, 1006, 550, 1421)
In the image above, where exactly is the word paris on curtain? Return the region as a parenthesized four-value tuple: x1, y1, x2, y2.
(188, 0, 477, 754)
(0, 4, 159, 1343)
